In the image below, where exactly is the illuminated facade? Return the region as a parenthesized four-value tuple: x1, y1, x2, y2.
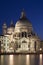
(0, 10, 40, 53)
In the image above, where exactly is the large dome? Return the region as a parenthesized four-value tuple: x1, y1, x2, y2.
(15, 10, 32, 33)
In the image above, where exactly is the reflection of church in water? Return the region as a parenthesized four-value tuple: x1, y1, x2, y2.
(1, 10, 40, 53)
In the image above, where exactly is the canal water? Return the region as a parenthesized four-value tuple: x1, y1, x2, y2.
(0, 54, 43, 65)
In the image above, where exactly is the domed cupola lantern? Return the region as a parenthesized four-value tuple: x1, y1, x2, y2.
(20, 9, 26, 19)
(10, 20, 15, 28)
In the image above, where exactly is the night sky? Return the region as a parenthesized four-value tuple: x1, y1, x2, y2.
(0, 0, 43, 40)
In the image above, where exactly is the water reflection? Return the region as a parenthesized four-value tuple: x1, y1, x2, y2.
(39, 54, 42, 65)
(0, 54, 43, 65)
(30, 55, 35, 65)
(26, 55, 30, 65)
(1, 55, 4, 65)
(9, 55, 14, 65)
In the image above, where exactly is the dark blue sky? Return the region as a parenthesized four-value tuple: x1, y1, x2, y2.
(0, 0, 43, 40)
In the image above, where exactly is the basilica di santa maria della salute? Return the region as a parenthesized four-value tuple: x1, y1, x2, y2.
(0, 10, 40, 53)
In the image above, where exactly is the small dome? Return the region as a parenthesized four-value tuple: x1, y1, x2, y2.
(2, 22, 7, 28)
(7, 21, 15, 34)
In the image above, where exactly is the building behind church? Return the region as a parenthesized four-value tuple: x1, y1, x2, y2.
(0, 10, 41, 53)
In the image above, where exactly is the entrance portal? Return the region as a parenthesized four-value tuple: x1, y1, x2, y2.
(21, 40, 28, 51)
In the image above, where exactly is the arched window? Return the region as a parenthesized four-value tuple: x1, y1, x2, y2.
(25, 32, 27, 37)
(22, 32, 27, 37)
(28, 32, 31, 37)
(22, 32, 24, 37)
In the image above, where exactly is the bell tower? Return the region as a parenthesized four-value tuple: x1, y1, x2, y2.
(2, 22, 7, 35)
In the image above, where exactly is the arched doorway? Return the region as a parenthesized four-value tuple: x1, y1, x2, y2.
(21, 38, 29, 51)
(21, 40, 27, 50)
